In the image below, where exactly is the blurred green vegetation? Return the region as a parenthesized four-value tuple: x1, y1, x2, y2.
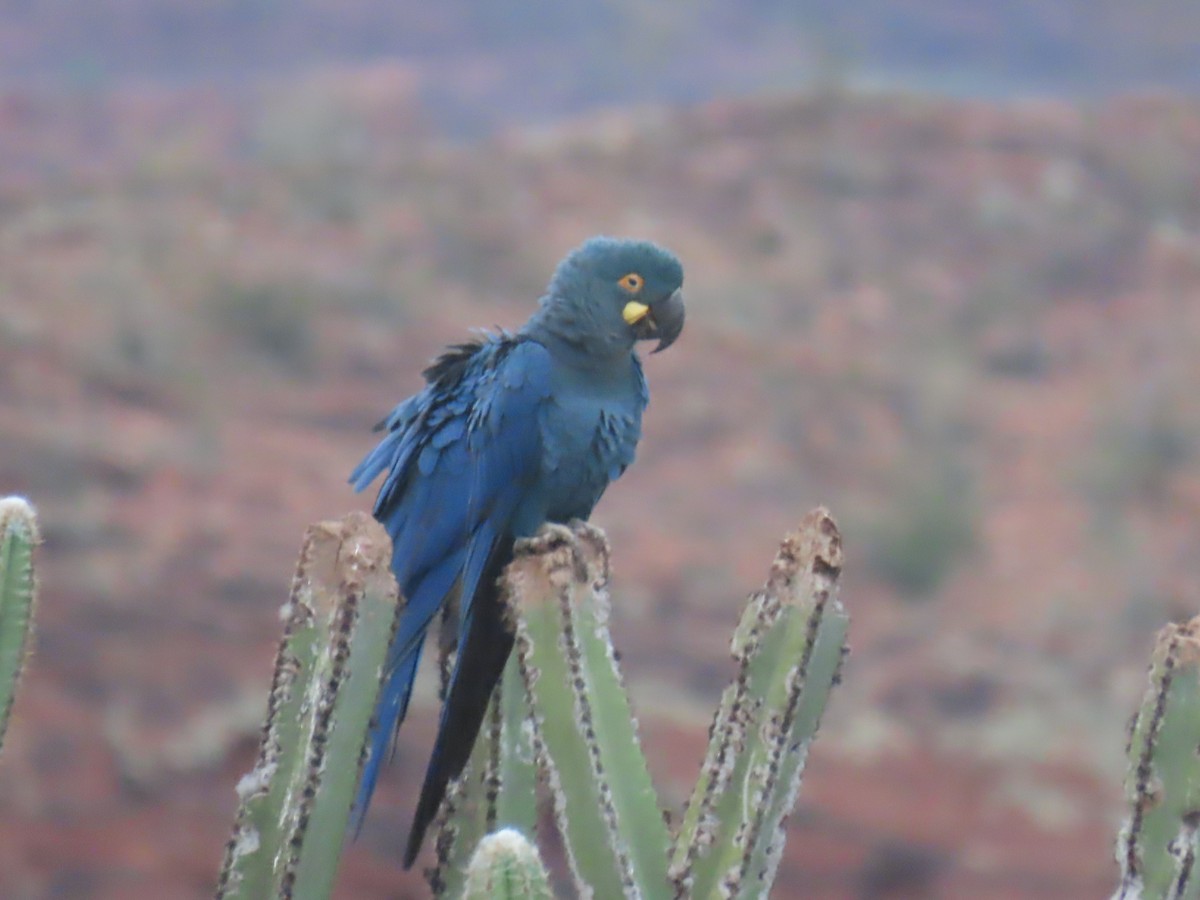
(863, 457, 977, 598)
(1082, 396, 1196, 520)
(209, 281, 319, 376)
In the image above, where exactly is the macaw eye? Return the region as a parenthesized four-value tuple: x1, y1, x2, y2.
(618, 273, 644, 294)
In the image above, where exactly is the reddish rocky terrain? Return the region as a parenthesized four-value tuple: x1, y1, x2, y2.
(1, 75, 1199, 897)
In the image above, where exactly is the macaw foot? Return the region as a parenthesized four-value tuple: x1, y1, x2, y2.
(514, 522, 577, 557)
(566, 519, 605, 550)
(567, 520, 610, 587)
(513, 521, 613, 589)
(511, 523, 587, 589)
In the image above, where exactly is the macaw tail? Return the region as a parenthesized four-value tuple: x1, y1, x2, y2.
(349, 545, 465, 836)
(348, 640, 423, 836)
(403, 538, 515, 868)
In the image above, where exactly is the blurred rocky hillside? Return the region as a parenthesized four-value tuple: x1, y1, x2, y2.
(1, 0, 1198, 130)
(0, 73, 1199, 897)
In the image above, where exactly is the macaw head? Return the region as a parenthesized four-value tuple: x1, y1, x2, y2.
(540, 236, 685, 355)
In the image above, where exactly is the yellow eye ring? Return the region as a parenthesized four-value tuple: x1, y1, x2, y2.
(618, 272, 644, 294)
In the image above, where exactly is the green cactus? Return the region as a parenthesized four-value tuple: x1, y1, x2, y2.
(217, 512, 402, 900)
(1114, 615, 1200, 900)
(453, 510, 847, 900)
(493, 654, 539, 838)
(670, 508, 848, 899)
(461, 828, 553, 900)
(504, 522, 673, 899)
(0, 496, 39, 756)
(217, 508, 848, 899)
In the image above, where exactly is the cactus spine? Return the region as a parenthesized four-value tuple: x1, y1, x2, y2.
(1114, 615, 1200, 900)
(0, 496, 39, 756)
(217, 512, 401, 900)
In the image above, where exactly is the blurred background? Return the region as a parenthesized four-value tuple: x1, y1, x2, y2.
(1, 2, 1199, 897)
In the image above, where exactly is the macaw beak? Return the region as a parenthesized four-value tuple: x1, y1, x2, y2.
(625, 288, 684, 353)
(649, 288, 685, 353)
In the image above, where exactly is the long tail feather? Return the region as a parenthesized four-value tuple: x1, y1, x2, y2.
(350, 549, 464, 834)
(348, 642, 423, 835)
(403, 541, 514, 868)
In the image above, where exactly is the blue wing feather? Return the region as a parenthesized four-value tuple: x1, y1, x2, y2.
(348, 336, 554, 839)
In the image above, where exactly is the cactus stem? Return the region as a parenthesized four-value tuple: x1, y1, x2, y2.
(1114, 615, 1200, 899)
(554, 554, 639, 893)
(217, 513, 401, 900)
(0, 496, 39, 757)
(672, 508, 848, 899)
(505, 523, 670, 899)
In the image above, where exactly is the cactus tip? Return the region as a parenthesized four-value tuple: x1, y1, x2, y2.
(463, 828, 552, 900)
(0, 496, 38, 537)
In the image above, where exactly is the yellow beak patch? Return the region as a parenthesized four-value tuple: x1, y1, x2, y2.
(622, 300, 650, 325)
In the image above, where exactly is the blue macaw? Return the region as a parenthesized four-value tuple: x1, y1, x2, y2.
(349, 236, 685, 866)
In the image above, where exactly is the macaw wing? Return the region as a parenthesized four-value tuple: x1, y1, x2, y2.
(348, 336, 554, 836)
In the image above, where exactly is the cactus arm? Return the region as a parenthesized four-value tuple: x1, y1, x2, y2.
(0, 497, 39, 756)
(673, 508, 848, 899)
(1114, 616, 1200, 900)
(668, 590, 772, 891)
(506, 527, 628, 899)
(495, 650, 539, 834)
(569, 525, 672, 892)
(747, 552, 848, 894)
(504, 523, 671, 899)
(217, 512, 401, 900)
